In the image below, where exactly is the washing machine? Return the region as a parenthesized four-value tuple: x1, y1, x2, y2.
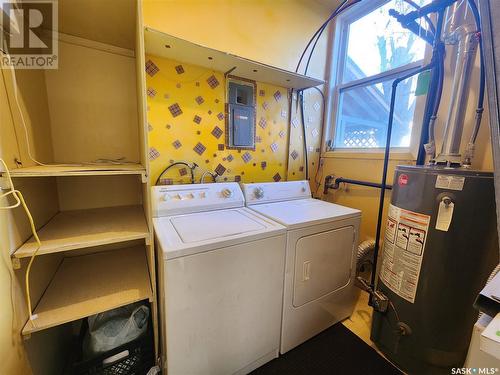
(152, 183, 286, 375)
(241, 180, 361, 353)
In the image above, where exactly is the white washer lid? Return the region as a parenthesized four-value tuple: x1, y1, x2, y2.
(154, 207, 286, 259)
(250, 198, 361, 229)
(171, 210, 265, 243)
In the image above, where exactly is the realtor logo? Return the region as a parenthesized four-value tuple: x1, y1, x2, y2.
(1, 1, 58, 69)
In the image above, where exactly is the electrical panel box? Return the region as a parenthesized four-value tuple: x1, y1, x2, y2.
(227, 80, 255, 149)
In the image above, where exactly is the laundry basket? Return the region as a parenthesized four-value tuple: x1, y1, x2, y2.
(66, 305, 154, 375)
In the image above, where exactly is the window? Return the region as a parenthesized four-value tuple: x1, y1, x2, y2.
(329, 0, 431, 150)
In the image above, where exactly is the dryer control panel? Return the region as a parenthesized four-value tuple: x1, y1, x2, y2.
(152, 182, 244, 217)
(241, 180, 311, 205)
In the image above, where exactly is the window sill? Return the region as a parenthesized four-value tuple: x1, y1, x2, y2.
(321, 149, 417, 161)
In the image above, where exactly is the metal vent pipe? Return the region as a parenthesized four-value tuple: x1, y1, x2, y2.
(436, 24, 478, 164)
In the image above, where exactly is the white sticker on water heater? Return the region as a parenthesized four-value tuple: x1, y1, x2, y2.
(435, 174, 465, 191)
(380, 204, 431, 303)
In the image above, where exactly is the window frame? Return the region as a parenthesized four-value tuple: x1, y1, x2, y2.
(324, 0, 431, 158)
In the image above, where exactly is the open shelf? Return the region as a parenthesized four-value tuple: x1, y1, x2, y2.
(144, 27, 325, 90)
(7, 163, 146, 178)
(14, 205, 149, 259)
(22, 246, 153, 335)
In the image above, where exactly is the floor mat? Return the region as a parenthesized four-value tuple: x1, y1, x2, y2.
(251, 323, 402, 375)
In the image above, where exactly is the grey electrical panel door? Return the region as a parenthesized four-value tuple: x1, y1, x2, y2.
(232, 106, 253, 146)
(227, 81, 255, 148)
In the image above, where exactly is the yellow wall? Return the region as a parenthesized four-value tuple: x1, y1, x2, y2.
(146, 56, 291, 184)
(142, 0, 331, 187)
(142, 0, 332, 76)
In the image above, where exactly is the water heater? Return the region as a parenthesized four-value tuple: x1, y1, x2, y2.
(371, 165, 498, 373)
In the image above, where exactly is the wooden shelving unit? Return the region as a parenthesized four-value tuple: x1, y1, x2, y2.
(22, 246, 153, 335)
(7, 164, 146, 178)
(144, 27, 325, 90)
(0, 0, 160, 365)
(13, 205, 149, 258)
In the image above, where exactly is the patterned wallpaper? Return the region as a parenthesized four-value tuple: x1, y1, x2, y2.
(145, 54, 323, 186)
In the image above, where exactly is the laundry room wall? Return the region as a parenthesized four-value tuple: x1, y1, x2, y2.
(146, 56, 291, 184)
(142, 0, 333, 186)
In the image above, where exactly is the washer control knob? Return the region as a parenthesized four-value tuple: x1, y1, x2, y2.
(301, 187, 306, 193)
(160, 194, 169, 202)
(254, 187, 264, 199)
(221, 188, 233, 198)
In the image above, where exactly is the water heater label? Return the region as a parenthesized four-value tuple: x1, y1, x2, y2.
(380, 204, 431, 303)
(435, 174, 465, 191)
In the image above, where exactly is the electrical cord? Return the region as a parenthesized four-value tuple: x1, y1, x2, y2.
(304, 0, 362, 76)
(301, 0, 432, 76)
(18, 191, 41, 321)
(467, 0, 485, 145)
(298, 91, 309, 180)
(0, 159, 41, 322)
(310, 86, 326, 195)
(200, 170, 217, 183)
(296, 0, 355, 74)
(0, 159, 20, 209)
(155, 161, 197, 185)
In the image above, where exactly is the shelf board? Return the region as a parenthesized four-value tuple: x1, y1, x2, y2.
(22, 246, 152, 335)
(7, 163, 146, 178)
(14, 205, 149, 259)
(144, 27, 325, 90)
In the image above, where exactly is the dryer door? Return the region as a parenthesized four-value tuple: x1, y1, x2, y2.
(293, 226, 354, 307)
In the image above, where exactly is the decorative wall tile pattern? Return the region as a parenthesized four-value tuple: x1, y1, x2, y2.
(145, 55, 310, 185)
(241, 152, 252, 163)
(193, 142, 206, 155)
(214, 163, 226, 176)
(147, 87, 157, 98)
(168, 103, 182, 117)
(211, 126, 223, 139)
(287, 89, 323, 184)
(149, 147, 160, 160)
(207, 75, 220, 89)
(145, 60, 159, 77)
(259, 117, 267, 129)
(175, 65, 185, 74)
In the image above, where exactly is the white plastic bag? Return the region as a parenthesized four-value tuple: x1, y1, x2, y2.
(84, 303, 149, 356)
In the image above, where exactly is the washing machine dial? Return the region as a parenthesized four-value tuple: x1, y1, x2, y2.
(254, 187, 264, 199)
(221, 188, 233, 198)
